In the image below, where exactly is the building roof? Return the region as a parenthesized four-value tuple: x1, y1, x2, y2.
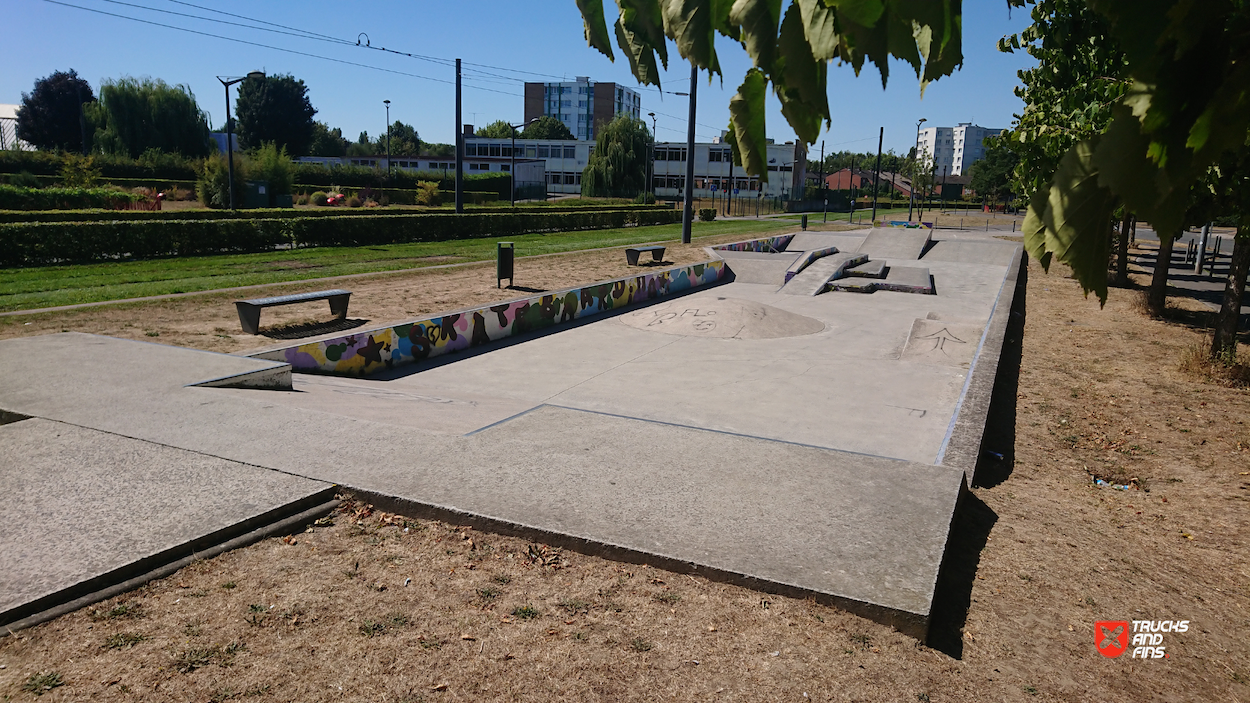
(0, 104, 20, 120)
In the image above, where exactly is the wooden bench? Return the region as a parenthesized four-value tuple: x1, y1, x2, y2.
(234, 289, 351, 335)
(626, 245, 666, 266)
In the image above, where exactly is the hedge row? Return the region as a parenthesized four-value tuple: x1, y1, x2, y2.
(0, 150, 198, 180)
(0, 209, 684, 267)
(0, 203, 671, 224)
(0, 184, 145, 211)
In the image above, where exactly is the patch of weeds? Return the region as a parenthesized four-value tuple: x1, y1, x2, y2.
(492, 574, 512, 585)
(653, 592, 682, 604)
(813, 614, 825, 623)
(90, 602, 142, 620)
(559, 598, 591, 615)
(1023, 685, 1039, 695)
(1018, 573, 1033, 582)
(849, 633, 872, 650)
(602, 600, 626, 613)
(221, 581, 237, 590)
(573, 631, 589, 641)
(174, 642, 244, 673)
(1168, 477, 1184, 483)
(187, 589, 209, 598)
(359, 620, 387, 637)
(22, 671, 65, 695)
(184, 621, 203, 637)
(245, 603, 269, 627)
(1085, 596, 1097, 607)
(477, 586, 501, 601)
(630, 637, 654, 652)
(917, 694, 931, 703)
(312, 515, 335, 528)
(360, 613, 408, 637)
(145, 331, 160, 337)
(418, 635, 444, 650)
(512, 605, 540, 620)
(103, 632, 147, 650)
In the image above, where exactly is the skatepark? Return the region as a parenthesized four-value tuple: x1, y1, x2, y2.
(0, 224, 1024, 642)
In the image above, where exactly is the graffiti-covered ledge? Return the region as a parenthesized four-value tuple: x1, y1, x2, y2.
(248, 260, 728, 376)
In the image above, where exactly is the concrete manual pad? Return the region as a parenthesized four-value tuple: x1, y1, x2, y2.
(781, 253, 869, 295)
(922, 238, 1020, 267)
(856, 228, 933, 260)
(846, 260, 888, 278)
(0, 417, 332, 626)
(715, 250, 802, 285)
(879, 267, 934, 295)
(617, 297, 824, 339)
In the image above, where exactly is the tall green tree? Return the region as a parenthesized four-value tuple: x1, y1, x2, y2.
(574, 0, 962, 180)
(581, 115, 650, 198)
(16, 69, 94, 153)
(476, 120, 518, 139)
(521, 116, 576, 140)
(375, 121, 421, 156)
(968, 141, 1019, 209)
(86, 77, 211, 158)
(234, 74, 317, 155)
(308, 121, 347, 157)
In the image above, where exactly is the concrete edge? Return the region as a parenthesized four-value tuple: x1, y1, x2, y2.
(934, 246, 1026, 478)
(0, 488, 340, 633)
(190, 364, 293, 390)
(342, 488, 931, 640)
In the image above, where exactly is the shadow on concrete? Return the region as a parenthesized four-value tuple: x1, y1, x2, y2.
(972, 255, 1027, 490)
(927, 490, 998, 659)
(504, 285, 547, 293)
(262, 318, 369, 340)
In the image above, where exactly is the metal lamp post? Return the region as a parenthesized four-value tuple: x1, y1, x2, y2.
(383, 99, 391, 177)
(216, 71, 265, 210)
(507, 118, 540, 206)
(648, 112, 656, 199)
(908, 117, 926, 220)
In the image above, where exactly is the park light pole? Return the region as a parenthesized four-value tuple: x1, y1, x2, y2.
(507, 118, 540, 206)
(681, 64, 697, 244)
(648, 112, 657, 199)
(216, 70, 265, 210)
(908, 117, 926, 221)
(383, 99, 391, 177)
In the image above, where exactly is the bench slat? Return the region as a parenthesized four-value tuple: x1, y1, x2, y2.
(238, 289, 352, 307)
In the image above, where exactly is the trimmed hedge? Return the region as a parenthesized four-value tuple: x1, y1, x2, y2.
(0, 209, 684, 267)
(0, 203, 672, 224)
(0, 185, 145, 211)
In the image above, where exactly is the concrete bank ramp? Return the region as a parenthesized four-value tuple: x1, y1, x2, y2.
(921, 238, 1020, 266)
(856, 227, 933, 260)
(619, 297, 824, 339)
(780, 253, 869, 296)
(717, 250, 803, 285)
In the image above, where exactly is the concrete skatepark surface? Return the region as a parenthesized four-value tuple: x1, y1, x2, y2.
(0, 227, 1023, 640)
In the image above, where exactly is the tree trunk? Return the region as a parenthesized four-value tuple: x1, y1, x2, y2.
(1148, 233, 1175, 316)
(1211, 229, 1250, 359)
(1116, 210, 1131, 287)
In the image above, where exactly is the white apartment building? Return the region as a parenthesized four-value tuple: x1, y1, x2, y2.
(650, 139, 808, 200)
(523, 77, 641, 141)
(916, 123, 1005, 176)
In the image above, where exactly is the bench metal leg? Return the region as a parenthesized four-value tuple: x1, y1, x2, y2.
(626, 250, 641, 266)
(651, 248, 665, 262)
(235, 302, 262, 335)
(327, 293, 351, 319)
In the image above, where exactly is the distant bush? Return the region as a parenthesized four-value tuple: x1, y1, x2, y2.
(59, 154, 101, 188)
(634, 191, 656, 204)
(698, 208, 716, 222)
(310, 190, 328, 206)
(0, 184, 144, 210)
(196, 154, 247, 208)
(346, 196, 363, 208)
(415, 181, 441, 206)
(7, 171, 41, 188)
(249, 143, 294, 204)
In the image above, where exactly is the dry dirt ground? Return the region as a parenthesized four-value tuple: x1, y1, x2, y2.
(1, 246, 1249, 701)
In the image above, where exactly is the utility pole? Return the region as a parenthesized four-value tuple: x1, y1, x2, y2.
(217, 71, 265, 211)
(383, 100, 391, 179)
(819, 140, 826, 223)
(870, 127, 883, 224)
(647, 112, 657, 200)
(681, 63, 697, 244)
(940, 165, 948, 213)
(455, 58, 464, 214)
(909, 118, 926, 221)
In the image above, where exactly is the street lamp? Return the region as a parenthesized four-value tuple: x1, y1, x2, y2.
(383, 100, 391, 177)
(216, 70, 265, 210)
(648, 112, 657, 199)
(507, 117, 540, 206)
(909, 117, 926, 221)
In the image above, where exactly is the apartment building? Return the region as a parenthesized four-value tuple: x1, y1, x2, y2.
(650, 138, 808, 200)
(916, 123, 1005, 176)
(523, 76, 641, 141)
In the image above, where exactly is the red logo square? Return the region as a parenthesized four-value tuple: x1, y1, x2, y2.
(1096, 620, 1129, 658)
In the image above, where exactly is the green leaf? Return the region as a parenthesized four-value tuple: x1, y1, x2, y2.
(617, 0, 670, 69)
(827, 0, 884, 27)
(773, 2, 829, 143)
(662, 0, 725, 75)
(729, 68, 770, 179)
(1022, 189, 1053, 271)
(795, 0, 840, 61)
(729, 0, 782, 73)
(1036, 138, 1117, 304)
(615, 16, 663, 86)
(576, 0, 616, 60)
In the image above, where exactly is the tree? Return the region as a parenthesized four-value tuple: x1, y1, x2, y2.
(308, 121, 347, 157)
(374, 121, 421, 156)
(968, 142, 1019, 210)
(476, 120, 518, 139)
(234, 74, 317, 155)
(1014, 0, 1250, 331)
(16, 69, 94, 153)
(86, 77, 211, 158)
(574, 0, 961, 180)
(1189, 153, 1250, 359)
(521, 115, 576, 141)
(581, 115, 650, 198)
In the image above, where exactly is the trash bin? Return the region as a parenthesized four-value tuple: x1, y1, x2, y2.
(801, 214, 808, 231)
(497, 242, 514, 288)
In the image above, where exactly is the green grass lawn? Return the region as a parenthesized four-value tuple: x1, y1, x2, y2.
(0, 219, 789, 312)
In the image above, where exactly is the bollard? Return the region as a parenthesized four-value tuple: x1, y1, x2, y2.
(496, 241, 514, 289)
(801, 214, 808, 231)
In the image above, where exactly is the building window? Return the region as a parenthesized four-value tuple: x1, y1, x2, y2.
(501, 164, 510, 172)
(563, 146, 576, 158)
(549, 173, 561, 184)
(502, 146, 511, 157)
(564, 174, 575, 185)
(538, 145, 550, 158)
(466, 144, 477, 156)
(489, 144, 501, 157)
(525, 146, 536, 157)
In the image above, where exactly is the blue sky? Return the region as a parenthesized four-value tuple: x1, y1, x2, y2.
(3, 1, 1034, 155)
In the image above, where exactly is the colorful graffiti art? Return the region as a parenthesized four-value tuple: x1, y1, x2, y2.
(711, 234, 796, 254)
(874, 220, 933, 230)
(253, 261, 727, 376)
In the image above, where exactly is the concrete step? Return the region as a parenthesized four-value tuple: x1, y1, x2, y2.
(780, 253, 869, 296)
(828, 278, 878, 293)
(845, 260, 887, 278)
(878, 266, 934, 295)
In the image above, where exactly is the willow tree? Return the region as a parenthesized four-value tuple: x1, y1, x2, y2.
(87, 77, 211, 158)
(573, 0, 963, 181)
(582, 115, 651, 198)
